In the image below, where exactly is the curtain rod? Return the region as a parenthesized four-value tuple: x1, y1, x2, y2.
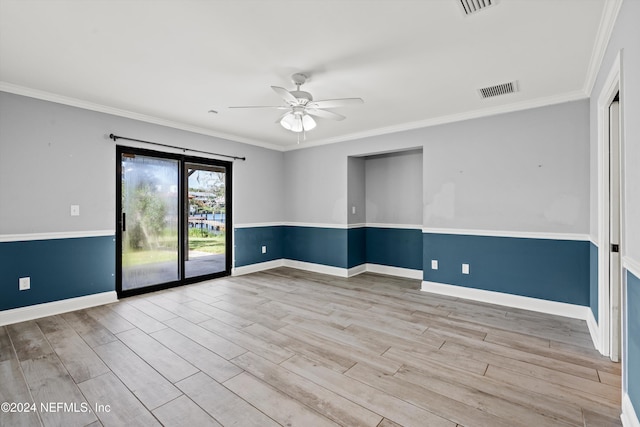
(109, 133, 246, 161)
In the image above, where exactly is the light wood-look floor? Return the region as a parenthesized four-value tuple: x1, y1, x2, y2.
(0, 268, 622, 427)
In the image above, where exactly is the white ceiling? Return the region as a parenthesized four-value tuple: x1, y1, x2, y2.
(0, 0, 614, 150)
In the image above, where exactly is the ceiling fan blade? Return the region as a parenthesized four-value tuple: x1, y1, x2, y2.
(305, 108, 346, 121)
(308, 98, 364, 109)
(271, 86, 299, 105)
(228, 105, 289, 109)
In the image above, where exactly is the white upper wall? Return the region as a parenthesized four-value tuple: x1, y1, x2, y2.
(283, 142, 351, 225)
(365, 150, 422, 226)
(0, 92, 284, 235)
(284, 99, 590, 235)
(422, 101, 590, 233)
(1, 91, 592, 239)
(347, 157, 366, 225)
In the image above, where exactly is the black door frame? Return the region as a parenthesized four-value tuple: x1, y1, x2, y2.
(116, 145, 233, 298)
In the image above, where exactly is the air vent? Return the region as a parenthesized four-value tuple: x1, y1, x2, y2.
(459, 0, 495, 15)
(478, 81, 518, 99)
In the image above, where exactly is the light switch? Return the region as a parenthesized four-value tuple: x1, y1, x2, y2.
(70, 205, 80, 216)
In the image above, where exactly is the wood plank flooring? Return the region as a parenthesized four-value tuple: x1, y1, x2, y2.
(0, 267, 622, 426)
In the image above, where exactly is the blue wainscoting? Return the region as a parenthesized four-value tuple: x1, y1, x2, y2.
(347, 227, 366, 269)
(283, 226, 348, 268)
(234, 226, 283, 267)
(590, 242, 599, 322)
(423, 233, 590, 305)
(0, 235, 115, 311)
(365, 227, 422, 270)
(234, 225, 423, 271)
(628, 269, 640, 416)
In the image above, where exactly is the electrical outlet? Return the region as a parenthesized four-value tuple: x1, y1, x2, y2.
(262, 245, 267, 254)
(352, 206, 356, 215)
(70, 205, 80, 216)
(431, 260, 438, 270)
(462, 263, 470, 274)
(19, 277, 30, 291)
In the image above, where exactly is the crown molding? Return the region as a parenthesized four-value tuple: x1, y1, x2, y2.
(2, 80, 592, 154)
(582, 0, 624, 96)
(0, 82, 286, 152)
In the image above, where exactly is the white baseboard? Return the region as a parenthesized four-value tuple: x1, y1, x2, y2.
(365, 264, 423, 280)
(587, 308, 602, 353)
(421, 281, 590, 320)
(347, 264, 367, 277)
(234, 258, 356, 278)
(622, 393, 640, 427)
(232, 259, 284, 276)
(232, 258, 424, 281)
(283, 259, 350, 277)
(0, 291, 118, 326)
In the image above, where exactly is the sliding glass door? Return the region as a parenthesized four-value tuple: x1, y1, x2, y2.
(185, 163, 228, 278)
(117, 147, 231, 297)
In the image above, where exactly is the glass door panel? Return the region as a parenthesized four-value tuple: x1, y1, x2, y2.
(185, 163, 227, 278)
(120, 153, 180, 291)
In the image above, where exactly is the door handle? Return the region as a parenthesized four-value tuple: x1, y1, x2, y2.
(122, 212, 126, 232)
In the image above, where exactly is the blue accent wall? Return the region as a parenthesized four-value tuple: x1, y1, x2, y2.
(590, 242, 599, 322)
(283, 226, 348, 268)
(347, 227, 366, 268)
(365, 227, 422, 270)
(234, 225, 423, 271)
(0, 236, 115, 311)
(628, 269, 640, 414)
(423, 233, 590, 305)
(234, 226, 283, 267)
(235, 225, 350, 269)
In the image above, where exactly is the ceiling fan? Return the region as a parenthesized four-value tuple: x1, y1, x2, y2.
(229, 73, 363, 138)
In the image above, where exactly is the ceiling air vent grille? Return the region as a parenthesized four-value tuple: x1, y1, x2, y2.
(459, 0, 494, 15)
(478, 81, 518, 99)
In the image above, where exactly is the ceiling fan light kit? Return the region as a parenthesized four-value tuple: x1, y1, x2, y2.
(280, 111, 316, 133)
(229, 73, 363, 140)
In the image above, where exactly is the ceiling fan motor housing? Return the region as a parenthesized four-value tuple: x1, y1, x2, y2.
(290, 90, 313, 104)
